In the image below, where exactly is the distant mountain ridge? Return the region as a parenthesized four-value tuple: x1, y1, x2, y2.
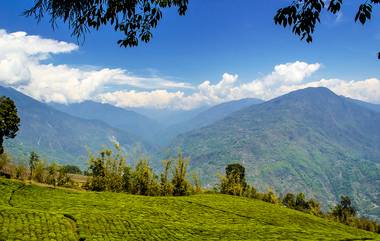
(50, 101, 162, 145)
(345, 97, 380, 113)
(0, 86, 152, 166)
(173, 87, 380, 219)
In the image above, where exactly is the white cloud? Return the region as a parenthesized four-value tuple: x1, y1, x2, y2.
(0, 29, 192, 104)
(0, 29, 379, 110)
(98, 61, 380, 109)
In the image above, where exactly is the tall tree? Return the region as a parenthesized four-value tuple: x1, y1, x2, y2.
(0, 97, 20, 154)
(25, 0, 188, 47)
(29, 151, 40, 181)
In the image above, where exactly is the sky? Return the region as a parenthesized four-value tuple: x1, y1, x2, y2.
(0, 0, 379, 109)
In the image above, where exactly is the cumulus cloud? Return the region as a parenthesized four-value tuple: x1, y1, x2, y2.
(98, 61, 380, 110)
(0, 29, 379, 110)
(0, 29, 192, 104)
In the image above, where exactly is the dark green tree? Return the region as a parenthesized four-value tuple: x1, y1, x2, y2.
(225, 163, 247, 190)
(0, 97, 20, 154)
(220, 163, 248, 196)
(295, 192, 307, 210)
(331, 196, 357, 223)
(25, 0, 188, 47)
(282, 193, 296, 209)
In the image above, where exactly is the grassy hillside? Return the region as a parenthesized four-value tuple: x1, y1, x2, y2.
(0, 178, 379, 240)
(173, 87, 380, 219)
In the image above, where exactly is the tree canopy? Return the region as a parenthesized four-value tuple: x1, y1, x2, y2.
(274, 0, 380, 58)
(0, 97, 20, 154)
(25, 0, 188, 47)
(25, 0, 379, 55)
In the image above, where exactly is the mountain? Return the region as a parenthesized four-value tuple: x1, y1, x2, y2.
(50, 101, 161, 144)
(130, 107, 208, 127)
(173, 87, 380, 219)
(158, 98, 263, 145)
(345, 97, 380, 113)
(0, 86, 152, 166)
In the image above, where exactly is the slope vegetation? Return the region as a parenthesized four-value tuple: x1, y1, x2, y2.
(0, 178, 379, 240)
(174, 87, 380, 218)
(0, 86, 152, 165)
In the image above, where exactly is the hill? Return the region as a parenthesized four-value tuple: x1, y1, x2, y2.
(158, 98, 263, 145)
(173, 87, 380, 219)
(0, 86, 152, 166)
(50, 101, 161, 144)
(0, 178, 378, 240)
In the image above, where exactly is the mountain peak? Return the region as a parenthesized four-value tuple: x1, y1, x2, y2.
(282, 87, 337, 99)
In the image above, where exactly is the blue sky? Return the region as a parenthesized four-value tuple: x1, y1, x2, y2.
(0, 0, 379, 109)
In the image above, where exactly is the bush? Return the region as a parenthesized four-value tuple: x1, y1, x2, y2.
(262, 189, 278, 204)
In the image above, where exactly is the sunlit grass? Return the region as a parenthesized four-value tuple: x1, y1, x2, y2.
(0, 178, 379, 240)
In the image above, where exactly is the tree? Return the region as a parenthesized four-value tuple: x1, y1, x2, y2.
(62, 165, 82, 174)
(220, 163, 248, 196)
(225, 163, 247, 190)
(131, 159, 160, 196)
(29, 151, 40, 181)
(274, 0, 380, 58)
(331, 196, 357, 224)
(25, 0, 188, 47)
(25, 1, 380, 55)
(295, 192, 307, 210)
(0, 97, 20, 154)
(282, 193, 296, 209)
(46, 162, 59, 186)
(172, 153, 191, 196)
(160, 159, 173, 196)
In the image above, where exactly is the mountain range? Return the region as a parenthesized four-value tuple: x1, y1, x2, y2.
(0, 86, 152, 166)
(1, 85, 380, 219)
(173, 87, 380, 219)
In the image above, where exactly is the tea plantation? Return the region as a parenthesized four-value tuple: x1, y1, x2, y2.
(0, 178, 379, 240)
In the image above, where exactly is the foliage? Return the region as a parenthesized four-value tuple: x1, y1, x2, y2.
(282, 192, 322, 216)
(0, 152, 11, 171)
(331, 196, 357, 224)
(220, 163, 248, 196)
(274, 0, 380, 57)
(160, 159, 173, 196)
(25, 0, 188, 47)
(28, 151, 39, 180)
(62, 165, 82, 174)
(0, 96, 20, 154)
(87, 146, 193, 196)
(174, 87, 380, 218)
(87, 144, 126, 192)
(130, 159, 160, 196)
(191, 171, 202, 194)
(172, 153, 191, 196)
(262, 189, 278, 204)
(0, 178, 379, 240)
(33, 160, 45, 183)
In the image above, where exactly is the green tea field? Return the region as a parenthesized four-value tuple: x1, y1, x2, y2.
(0, 178, 379, 241)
